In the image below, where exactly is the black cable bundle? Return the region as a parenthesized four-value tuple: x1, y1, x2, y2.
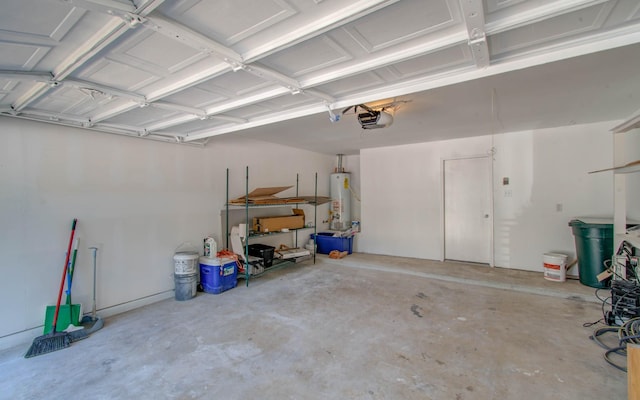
(591, 317, 640, 372)
(606, 280, 640, 325)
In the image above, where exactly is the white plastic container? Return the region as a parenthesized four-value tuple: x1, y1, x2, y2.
(543, 253, 568, 282)
(203, 236, 217, 258)
(173, 252, 199, 275)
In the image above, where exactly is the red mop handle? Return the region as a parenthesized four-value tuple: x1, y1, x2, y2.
(52, 219, 77, 333)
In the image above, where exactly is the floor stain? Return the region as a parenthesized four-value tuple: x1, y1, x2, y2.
(411, 304, 423, 318)
(101, 358, 116, 373)
(416, 292, 428, 299)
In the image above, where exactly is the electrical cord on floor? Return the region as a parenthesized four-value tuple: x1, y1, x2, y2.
(583, 318, 604, 328)
(591, 326, 626, 371)
(582, 288, 610, 327)
(619, 318, 640, 344)
(603, 346, 627, 372)
(590, 317, 640, 372)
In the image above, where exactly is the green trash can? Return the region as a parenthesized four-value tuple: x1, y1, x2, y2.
(568, 218, 614, 288)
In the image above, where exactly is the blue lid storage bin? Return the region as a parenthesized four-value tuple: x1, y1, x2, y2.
(311, 232, 353, 255)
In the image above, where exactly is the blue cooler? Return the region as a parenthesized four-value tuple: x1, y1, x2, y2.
(199, 257, 237, 294)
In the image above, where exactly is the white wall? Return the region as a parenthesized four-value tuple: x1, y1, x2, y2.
(0, 117, 334, 349)
(359, 121, 621, 272)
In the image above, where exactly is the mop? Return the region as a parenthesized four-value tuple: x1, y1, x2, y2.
(68, 246, 103, 341)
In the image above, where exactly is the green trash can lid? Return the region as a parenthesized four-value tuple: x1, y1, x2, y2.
(568, 217, 614, 227)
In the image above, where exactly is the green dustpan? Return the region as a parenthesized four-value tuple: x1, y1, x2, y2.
(44, 304, 82, 334)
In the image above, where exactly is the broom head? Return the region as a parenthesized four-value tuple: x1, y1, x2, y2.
(24, 331, 71, 358)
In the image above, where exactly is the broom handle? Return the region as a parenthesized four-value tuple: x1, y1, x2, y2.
(90, 247, 98, 320)
(66, 241, 79, 304)
(66, 245, 79, 324)
(52, 219, 77, 333)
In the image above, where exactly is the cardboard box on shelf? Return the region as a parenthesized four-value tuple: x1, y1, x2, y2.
(229, 186, 332, 206)
(230, 186, 303, 205)
(252, 209, 305, 233)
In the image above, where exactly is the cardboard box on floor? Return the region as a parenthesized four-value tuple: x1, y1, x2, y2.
(253, 209, 305, 233)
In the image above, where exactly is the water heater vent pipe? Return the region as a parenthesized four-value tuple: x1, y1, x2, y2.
(336, 154, 344, 173)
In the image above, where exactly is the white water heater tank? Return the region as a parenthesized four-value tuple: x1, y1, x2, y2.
(330, 172, 351, 231)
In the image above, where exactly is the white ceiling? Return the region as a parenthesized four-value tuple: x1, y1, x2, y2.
(1, 0, 640, 155)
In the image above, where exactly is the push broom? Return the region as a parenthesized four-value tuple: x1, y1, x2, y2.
(25, 219, 77, 358)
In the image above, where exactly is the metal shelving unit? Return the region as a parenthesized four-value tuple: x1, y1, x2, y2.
(603, 116, 640, 280)
(225, 167, 322, 286)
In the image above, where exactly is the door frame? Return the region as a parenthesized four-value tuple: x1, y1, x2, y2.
(440, 154, 494, 267)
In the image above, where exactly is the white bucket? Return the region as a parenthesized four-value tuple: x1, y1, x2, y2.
(543, 253, 568, 282)
(174, 252, 199, 275)
(174, 273, 197, 301)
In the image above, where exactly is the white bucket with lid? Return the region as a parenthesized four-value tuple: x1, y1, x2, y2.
(543, 253, 568, 282)
(174, 252, 199, 275)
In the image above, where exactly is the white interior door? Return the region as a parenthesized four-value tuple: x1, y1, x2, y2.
(444, 157, 492, 264)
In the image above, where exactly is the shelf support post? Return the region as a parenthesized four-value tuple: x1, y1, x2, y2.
(614, 133, 626, 237)
(245, 166, 250, 286)
(314, 172, 318, 264)
(295, 173, 300, 248)
(229, 168, 231, 249)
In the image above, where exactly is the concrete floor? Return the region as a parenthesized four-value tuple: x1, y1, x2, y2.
(0, 254, 626, 399)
